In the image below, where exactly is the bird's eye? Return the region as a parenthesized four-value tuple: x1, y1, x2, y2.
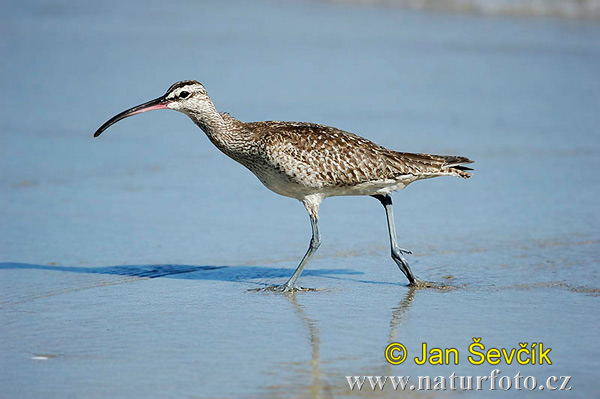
(179, 91, 190, 99)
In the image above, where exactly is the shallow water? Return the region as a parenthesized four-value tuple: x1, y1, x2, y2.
(1, 0, 599, 398)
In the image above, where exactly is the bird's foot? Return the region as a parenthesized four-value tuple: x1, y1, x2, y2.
(250, 284, 295, 293)
(408, 278, 431, 288)
(408, 278, 458, 290)
(277, 284, 296, 293)
(250, 284, 320, 293)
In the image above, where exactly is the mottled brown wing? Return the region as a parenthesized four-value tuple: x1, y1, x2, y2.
(382, 151, 473, 179)
(247, 121, 472, 188)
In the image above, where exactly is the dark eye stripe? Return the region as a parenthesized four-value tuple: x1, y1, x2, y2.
(166, 80, 200, 93)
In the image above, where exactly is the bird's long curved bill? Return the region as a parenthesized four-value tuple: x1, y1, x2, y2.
(93, 96, 168, 137)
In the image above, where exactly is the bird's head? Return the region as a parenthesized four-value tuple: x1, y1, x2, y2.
(93, 80, 214, 137)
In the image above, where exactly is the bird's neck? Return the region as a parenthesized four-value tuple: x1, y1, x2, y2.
(189, 107, 227, 138)
(186, 104, 250, 156)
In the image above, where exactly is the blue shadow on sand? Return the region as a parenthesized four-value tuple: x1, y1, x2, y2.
(0, 263, 363, 284)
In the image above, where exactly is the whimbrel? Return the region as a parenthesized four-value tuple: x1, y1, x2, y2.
(94, 81, 473, 290)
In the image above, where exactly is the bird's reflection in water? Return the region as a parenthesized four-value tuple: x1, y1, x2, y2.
(284, 292, 331, 399)
(262, 288, 420, 398)
(384, 287, 418, 380)
(389, 287, 418, 344)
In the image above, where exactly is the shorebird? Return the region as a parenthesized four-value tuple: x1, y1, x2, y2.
(94, 81, 473, 290)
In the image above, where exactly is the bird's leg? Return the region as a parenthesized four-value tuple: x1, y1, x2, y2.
(372, 194, 418, 286)
(281, 214, 321, 291)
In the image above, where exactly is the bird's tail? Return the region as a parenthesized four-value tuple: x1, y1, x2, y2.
(441, 156, 474, 179)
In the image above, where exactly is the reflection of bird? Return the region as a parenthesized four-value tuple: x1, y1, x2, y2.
(389, 287, 418, 344)
(94, 81, 473, 290)
(285, 292, 331, 399)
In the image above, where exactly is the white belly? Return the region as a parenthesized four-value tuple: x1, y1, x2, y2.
(251, 164, 416, 200)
